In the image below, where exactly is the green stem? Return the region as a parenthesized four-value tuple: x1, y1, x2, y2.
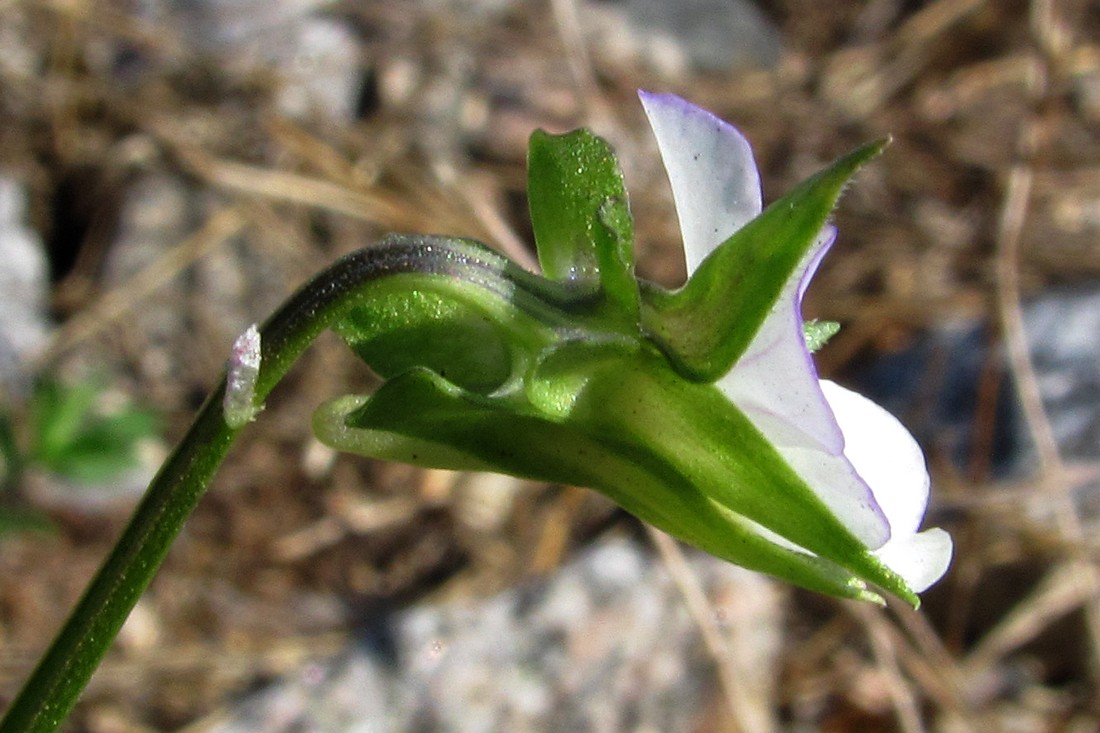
(0, 384, 236, 733)
(0, 411, 22, 494)
(0, 234, 503, 733)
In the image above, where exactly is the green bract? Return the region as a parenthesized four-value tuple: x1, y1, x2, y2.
(312, 116, 918, 604)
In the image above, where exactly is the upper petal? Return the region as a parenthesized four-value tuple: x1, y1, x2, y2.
(640, 93, 888, 547)
(642, 90, 843, 454)
(639, 91, 762, 273)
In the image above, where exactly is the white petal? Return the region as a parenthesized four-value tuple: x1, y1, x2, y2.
(820, 380, 952, 590)
(640, 91, 950, 590)
(821, 380, 929, 537)
(874, 528, 953, 593)
(639, 91, 762, 273)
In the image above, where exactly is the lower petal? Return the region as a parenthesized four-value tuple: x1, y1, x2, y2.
(873, 528, 953, 593)
(821, 380, 952, 591)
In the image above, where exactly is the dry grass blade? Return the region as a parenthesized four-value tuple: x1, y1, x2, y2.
(888, 603, 976, 727)
(434, 166, 538, 271)
(646, 526, 774, 733)
(549, 0, 608, 127)
(848, 603, 926, 733)
(996, 163, 1100, 678)
(36, 207, 247, 365)
(962, 561, 1097, 680)
(821, 0, 988, 118)
(994, 143, 1100, 681)
(989, 0, 1100, 682)
(996, 166, 1056, 471)
(175, 149, 412, 228)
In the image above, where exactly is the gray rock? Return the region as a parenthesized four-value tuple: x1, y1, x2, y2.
(103, 171, 286, 384)
(585, 0, 783, 75)
(161, 0, 330, 50)
(270, 17, 362, 121)
(1017, 288, 1100, 519)
(206, 536, 782, 733)
(141, 0, 363, 121)
(0, 176, 50, 392)
(854, 285, 1100, 515)
(1021, 288, 1100, 463)
(101, 172, 193, 375)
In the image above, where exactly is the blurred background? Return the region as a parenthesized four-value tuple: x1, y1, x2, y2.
(1, 0, 1099, 730)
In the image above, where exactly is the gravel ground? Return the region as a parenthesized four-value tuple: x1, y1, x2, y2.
(2, 0, 1100, 731)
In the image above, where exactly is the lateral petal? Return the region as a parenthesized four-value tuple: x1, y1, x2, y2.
(717, 227, 843, 453)
(874, 528, 953, 593)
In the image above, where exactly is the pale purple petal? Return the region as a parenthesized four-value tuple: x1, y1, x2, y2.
(717, 228, 843, 453)
(639, 91, 762, 273)
(641, 91, 950, 588)
(641, 91, 888, 547)
(712, 231, 891, 547)
(768, 446, 891, 548)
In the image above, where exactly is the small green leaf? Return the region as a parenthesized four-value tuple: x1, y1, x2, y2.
(0, 508, 54, 537)
(31, 379, 99, 460)
(804, 320, 841, 352)
(528, 129, 639, 321)
(641, 140, 887, 382)
(28, 379, 160, 484)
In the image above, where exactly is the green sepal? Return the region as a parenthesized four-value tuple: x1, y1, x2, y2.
(328, 236, 639, 395)
(312, 368, 881, 602)
(528, 129, 639, 323)
(641, 140, 887, 382)
(804, 319, 841, 353)
(530, 345, 916, 605)
(313, 341, 917, 605)
(334, 278, 517, 394)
